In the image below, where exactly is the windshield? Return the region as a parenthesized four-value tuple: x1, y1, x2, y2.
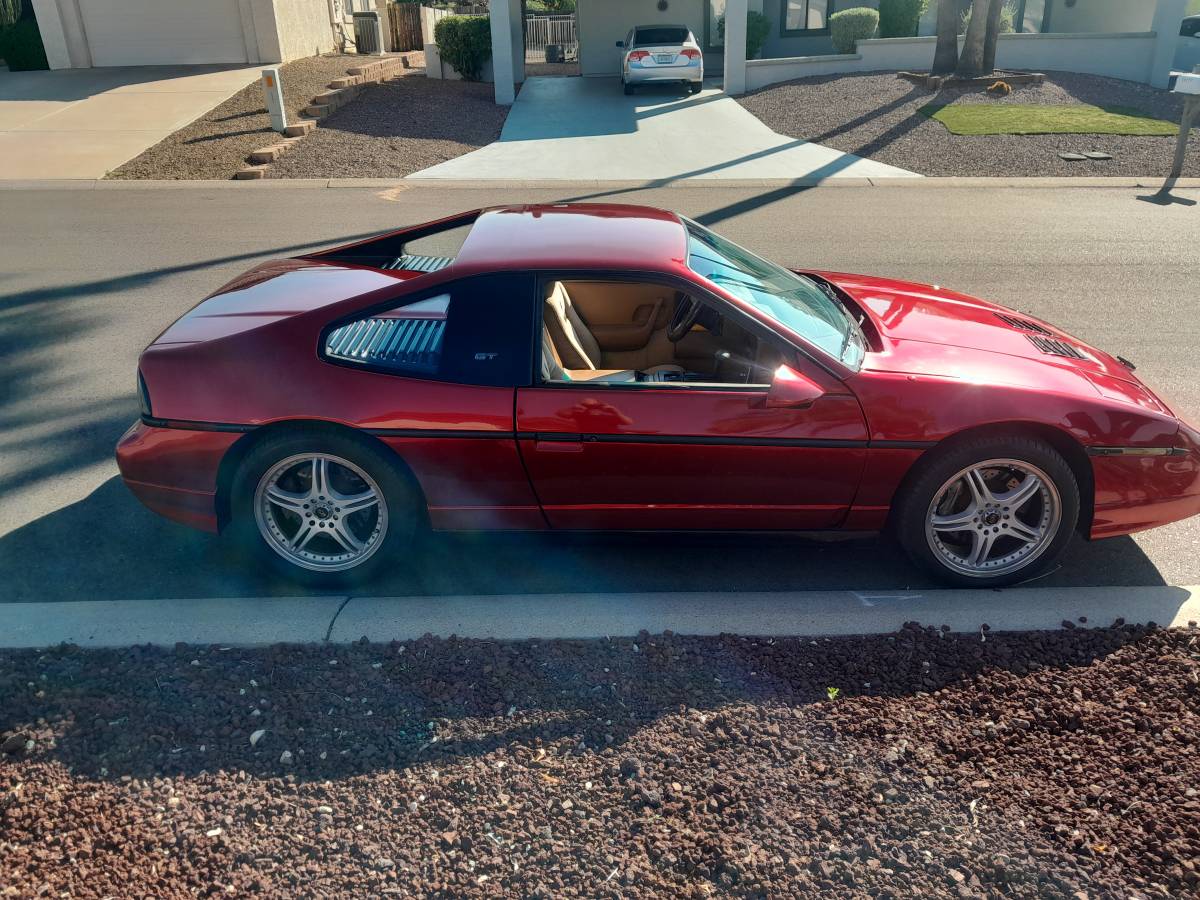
(684, 219, 866, 369)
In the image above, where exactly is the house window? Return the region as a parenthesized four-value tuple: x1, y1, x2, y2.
(781, 0, 832, 35)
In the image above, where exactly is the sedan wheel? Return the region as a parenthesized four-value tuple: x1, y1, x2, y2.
(254, 453, 388, 572)
(924, 459, 1060, 579)
(894, 436, 1079, 587)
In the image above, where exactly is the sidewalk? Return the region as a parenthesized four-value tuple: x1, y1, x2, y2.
(2, 586, 1195, 648)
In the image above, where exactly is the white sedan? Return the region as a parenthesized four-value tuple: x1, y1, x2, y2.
(617, 25, 703, 95)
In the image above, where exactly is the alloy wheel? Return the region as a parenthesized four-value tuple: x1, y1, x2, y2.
(924, 458, 1061, 579)
(253, 453, 388, 572)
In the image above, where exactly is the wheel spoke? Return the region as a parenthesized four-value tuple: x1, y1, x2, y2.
(329, 519, 365, 554)
(1007, 518, 1042, 544)
(967, 530, 996, 568)
(265, 485, 308, 514)
(334, 489, 378, 515)
(289, 521, 319, 551)
(996, 474, 1042, 513)
(311, 457, 331, 498)
(931, 505, 977, 531)
(964, 468, 995, 506)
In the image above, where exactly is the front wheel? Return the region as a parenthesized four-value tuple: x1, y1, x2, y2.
(892, 435, 1080, 587)
(229, 430, 418, 586)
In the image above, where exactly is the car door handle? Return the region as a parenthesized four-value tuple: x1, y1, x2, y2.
(533, 433, 584, 452)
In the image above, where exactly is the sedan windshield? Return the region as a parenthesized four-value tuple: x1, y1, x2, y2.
(684, 219, 866, 369)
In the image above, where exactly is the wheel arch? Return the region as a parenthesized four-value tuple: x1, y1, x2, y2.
(891, 421, 1094, 536)
(214, 420, 429, 532)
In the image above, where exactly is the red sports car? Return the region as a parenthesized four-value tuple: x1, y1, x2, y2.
(116, 204, 1200, 587)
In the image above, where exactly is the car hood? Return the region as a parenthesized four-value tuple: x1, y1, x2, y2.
(150, 260, 413, 346)
(808, 271, 1172, 416)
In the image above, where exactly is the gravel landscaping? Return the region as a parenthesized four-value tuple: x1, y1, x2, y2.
(108, 55, 368, 180)
(738, 71, 1200, 177)
(267, 77, 508, 179)
(3, 622, 1199, 897)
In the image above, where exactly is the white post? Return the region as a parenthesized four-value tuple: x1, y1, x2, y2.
(261, 68, 288, 133)
(490, 0, 517, 105)
(724, 0, 748, 95)
(1150, 0, 1188, 88)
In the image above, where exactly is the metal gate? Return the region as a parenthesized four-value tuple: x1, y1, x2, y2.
(524, 14, 577, 63)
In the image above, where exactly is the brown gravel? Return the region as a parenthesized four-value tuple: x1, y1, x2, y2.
(3, 623, 1199, 897)
(108, 54, 368, 181)
(738, 70, 1200, 177)
(267, 76, 509, 179)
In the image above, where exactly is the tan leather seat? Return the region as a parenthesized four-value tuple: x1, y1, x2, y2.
(543, 281, 683, 376)
(541, 325, 639, 383)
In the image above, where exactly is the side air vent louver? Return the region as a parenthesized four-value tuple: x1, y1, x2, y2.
(1026, 334, 1090, 361)
(326, 317, 445, 373)
(995, 312, 1054, 336)
(383, 254, 454, 273)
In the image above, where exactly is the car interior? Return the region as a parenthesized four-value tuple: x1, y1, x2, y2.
(539, 279, 788, 387)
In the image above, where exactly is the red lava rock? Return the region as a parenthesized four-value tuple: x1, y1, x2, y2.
(0, 625, 1196, 897)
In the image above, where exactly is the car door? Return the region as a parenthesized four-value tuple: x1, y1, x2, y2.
(515, 281, 870, 531)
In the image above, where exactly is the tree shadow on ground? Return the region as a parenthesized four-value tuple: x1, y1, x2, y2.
(0, 621, 1169, 783)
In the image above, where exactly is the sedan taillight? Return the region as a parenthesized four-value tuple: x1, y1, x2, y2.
(680, 48, 700, 60)
(628, 50, 649, 61)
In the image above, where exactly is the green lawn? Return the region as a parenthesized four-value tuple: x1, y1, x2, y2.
(919, 103, 1178, 136)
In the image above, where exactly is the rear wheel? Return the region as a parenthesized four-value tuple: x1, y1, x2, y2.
(230, 430, 418, 586)
(623, 81, 635, 95)
(893, 435, 1079, 587)
(688, 82, 702, 94)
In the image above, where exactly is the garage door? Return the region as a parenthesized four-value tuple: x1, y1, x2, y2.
(78, 0, 247, 66)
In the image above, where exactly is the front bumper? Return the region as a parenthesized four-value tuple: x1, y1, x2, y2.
(116, 420, 241, 533)
(1090, 423, 1200, 539)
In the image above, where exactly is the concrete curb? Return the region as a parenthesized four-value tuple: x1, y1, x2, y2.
(1, 585, 1195, 649)
(1, 177, 1197, 191)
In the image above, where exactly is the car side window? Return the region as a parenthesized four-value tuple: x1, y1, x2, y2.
(323, 273, 534, 387)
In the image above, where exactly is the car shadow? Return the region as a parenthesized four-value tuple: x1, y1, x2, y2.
(0, 475, 1168, 604)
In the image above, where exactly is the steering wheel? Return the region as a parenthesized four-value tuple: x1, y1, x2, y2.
(667, 295, 702, 342)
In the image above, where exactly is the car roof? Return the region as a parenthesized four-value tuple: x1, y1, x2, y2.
(634, 23, 690, 30)
(454, 204, 689, 273)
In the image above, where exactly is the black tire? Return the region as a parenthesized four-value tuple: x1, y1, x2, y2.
(688, 82, 702, 94)
(623, 82, 634, 95)
(892, 435, 1080, 588)
(228, 429, 419, 587)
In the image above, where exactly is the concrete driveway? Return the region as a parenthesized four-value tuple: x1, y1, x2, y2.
(0, 65, 259, 179)
(409, 76, 919, 181)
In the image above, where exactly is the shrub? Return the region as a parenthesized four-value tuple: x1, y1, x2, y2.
(1, 0, 21, 30)
(961, 0, 1017, 35)
(0, 18, 48, 71)
(717, 10, 772, 60)
(434, 15, 491, 82)
(878, 0, 927, 38)
(829, 7, 879, 54)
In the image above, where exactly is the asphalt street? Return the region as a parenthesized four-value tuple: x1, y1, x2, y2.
(1, 181, 1197, 604)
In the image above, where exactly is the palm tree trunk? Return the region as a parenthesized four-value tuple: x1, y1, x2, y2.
(956, 0, 990, 76)
(932, 0, 960, 74)
(981, 0, 1004, 74)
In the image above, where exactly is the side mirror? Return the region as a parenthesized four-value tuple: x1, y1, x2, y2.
(615, 40, 624, 47)
(764, 365, 825, 409)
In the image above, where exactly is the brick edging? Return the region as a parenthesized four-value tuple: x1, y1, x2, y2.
(236, 54, 415, 181)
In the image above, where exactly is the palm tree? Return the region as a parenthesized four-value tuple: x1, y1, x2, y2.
(932, 0, 960, 75)
(956, 0, 991, 76)
(981, 0, 1005, 74)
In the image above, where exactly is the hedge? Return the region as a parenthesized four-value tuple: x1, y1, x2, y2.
(829, 7, 879, 54)
(717, 10, 772, 61)
(434, 15, 491, 82)
(878, 0, 927, 38)
(0, 18, 48, 71)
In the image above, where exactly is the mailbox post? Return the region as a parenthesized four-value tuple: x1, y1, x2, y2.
(1171, 73, 1200, 179)
(261, 67, 287, 134)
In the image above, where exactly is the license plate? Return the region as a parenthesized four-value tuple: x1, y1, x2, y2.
(655, 54, 675, 63)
